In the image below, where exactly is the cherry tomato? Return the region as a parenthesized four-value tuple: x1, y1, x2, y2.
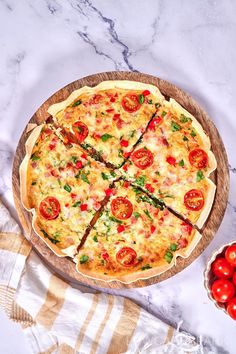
(211, 279, 235, 303)
(148, 116, 162, 131)
(233, 273, 236, 286)
(211, 258, 234, 279)
(225, 245, 236, 267)
(131, 148, 154, 170)
(227, 298, 236, 320)
(121, 93, 141, 113)
(111, 197, 133, 220)
(39, 197, 61, 220)
(116, 247, 137, 267)
(184, 189, 204, 211)
(72, 121, 89, 142)
(189, 149, 208, 169)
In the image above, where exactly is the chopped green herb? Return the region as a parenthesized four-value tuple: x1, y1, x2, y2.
(40, 229, 60, 244)
(139, 94, 145, 104)
(133, 211, 141, 218)
(31, 181, 37, 186)
(93, 235, 98, 242)
(138, 195, 164, 210)
(171, 121, 181, 132)
(75, 171, 81, 179)
(109, 216, 122, 224)
(31, 152, 40, 161)
(141, 264, 152, 271)
(179, 159, 184, 167)
(169, 243, 178, 252)
(101, 134, 113, 142)
(101, 172, 109, 180)
(144, 209, 153, 221)
(118, 148, 123, 158)
(135, 176, 146, 187)
(64, 184, 71, 193)
(148, 99, 153, 104)
(180, 114, 192, 123)
(190, 129, 196, 137)
(71, 156, 78, 163)
(183, 136, 189, 141)
(196, 170, 204, 182)
(72, 201, 81, 207)
(71, 99, 82, 107)
(81, 171, 90, 184)
(80, 255, 89, 264)
(129, 130, 135, 138)
(132, 186, 142, 195)
(82, 143, 91, 150)
(162, 111, 167, 117)
(155, 103, 161, 109)
(110, 171, 116, 178)
(164, 251, 173, 263)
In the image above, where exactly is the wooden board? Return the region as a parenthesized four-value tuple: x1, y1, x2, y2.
(12, 71, 229, 289)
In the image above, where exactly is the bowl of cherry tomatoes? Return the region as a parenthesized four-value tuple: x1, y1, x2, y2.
(204, 242, 236, 320)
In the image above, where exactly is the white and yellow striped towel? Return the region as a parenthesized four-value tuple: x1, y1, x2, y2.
(0, 200, 201, 354)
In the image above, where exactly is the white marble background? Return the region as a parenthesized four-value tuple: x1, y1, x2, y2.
(0, 0, 236, 353)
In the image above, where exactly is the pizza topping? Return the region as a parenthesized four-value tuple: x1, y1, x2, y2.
(181, 222, 193, 235)
(190, 129, 197, 137)
(189, 149, 208, 169)
(116, 247, 137, 267)
(145, 184, 155, 193)
(71, 99, 82, 107)
(117, 225, 125, 233)
(121, 93, 141, 113)
(164, 251, 173, 263)
(93, 235, 98, 242)
(171, 121, 181, 132)
(184, 189, 204, 211)
(80, 255, 89, 264)
(166, 156, 176, 166)
(138, 94, 145, 104)
(102, 252, 109, 260)
(49, 137, 58, 150)
(64, 184, 72, 193)
(111, 197, 133, 220)
(105, 188, 113, 197)
(80, 203, 88, 211)
(75, 160, 83, 169)
(179, 159, 185, 167)
(169, 243, 178, 251)
(39, 197, 61, 220)
(149, 116, 162, 130)
(141, 264, 152, 271)
(142, 90, 151, 96)
(120, 139, 129, 147)
(180, 114, 192, 123)
(133, 211, 141, 219)
(31, 152, 40, 161)
(106, 108, 114, 113)
(150, 225, 156, 234)
(101, 133, 113, 142)
(178, 237, 188, 249)
(90, 94, 102, 105)
(72, 201, 81, 207)
(72, 121, 89, 142)
(131, 148, 154, 170)
(196, 170, 204, 182)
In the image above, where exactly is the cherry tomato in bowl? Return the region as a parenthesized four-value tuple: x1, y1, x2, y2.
(225, 245, 236, 267)
(211, 279, 235, 303)
(211, 257, 234, 279)
(227, 298, 236, 320)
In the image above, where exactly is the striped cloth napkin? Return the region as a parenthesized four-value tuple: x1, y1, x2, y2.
(0, 200, 202, 354)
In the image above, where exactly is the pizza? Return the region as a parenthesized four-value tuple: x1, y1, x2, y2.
(20, 80, 217, 283)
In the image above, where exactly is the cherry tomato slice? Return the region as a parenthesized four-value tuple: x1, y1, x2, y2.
(211, 279, 235, 303)
(131, 148, 154, 170)
(184, 189, 204, 211)
(72, 121, 89, 142)
(121, 93, 141, 113)
(111, 197, 133, 220)
(211, 257, 234, 279)
(189, 149, 208, 169)
(225, 245, 236, 267)
(116, 247, 137, 267)
(232, 273, 236, 286)
(39, 197, 61, 220)
(227, 298, 236, 320)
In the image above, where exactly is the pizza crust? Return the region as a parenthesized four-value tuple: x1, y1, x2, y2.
(74, 230, 202, 283)
(48, 80, 165, 117)
(19, 124, 77, 258)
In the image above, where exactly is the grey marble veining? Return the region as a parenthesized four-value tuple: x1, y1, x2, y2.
(0, 1, 236, 353)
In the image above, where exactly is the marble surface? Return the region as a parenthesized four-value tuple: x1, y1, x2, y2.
(0, 0, 236, 353)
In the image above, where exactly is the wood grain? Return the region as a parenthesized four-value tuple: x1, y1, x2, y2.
(12, 71, 229, 289)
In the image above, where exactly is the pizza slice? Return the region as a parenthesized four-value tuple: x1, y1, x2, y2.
(75, 179, 201, 282)
(20, 124, 120, 257)
(120, 101, 217, 227)
(47, 81, 164, 167)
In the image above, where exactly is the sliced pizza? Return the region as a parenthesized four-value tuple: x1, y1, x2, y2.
(47, 81, 165, 167)
(75, 179, 201, 282)
(20, 124, 120, 257)
(120, 101, 217, 227)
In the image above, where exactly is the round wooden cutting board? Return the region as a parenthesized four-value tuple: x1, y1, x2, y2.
(12, 71, 229, 289)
